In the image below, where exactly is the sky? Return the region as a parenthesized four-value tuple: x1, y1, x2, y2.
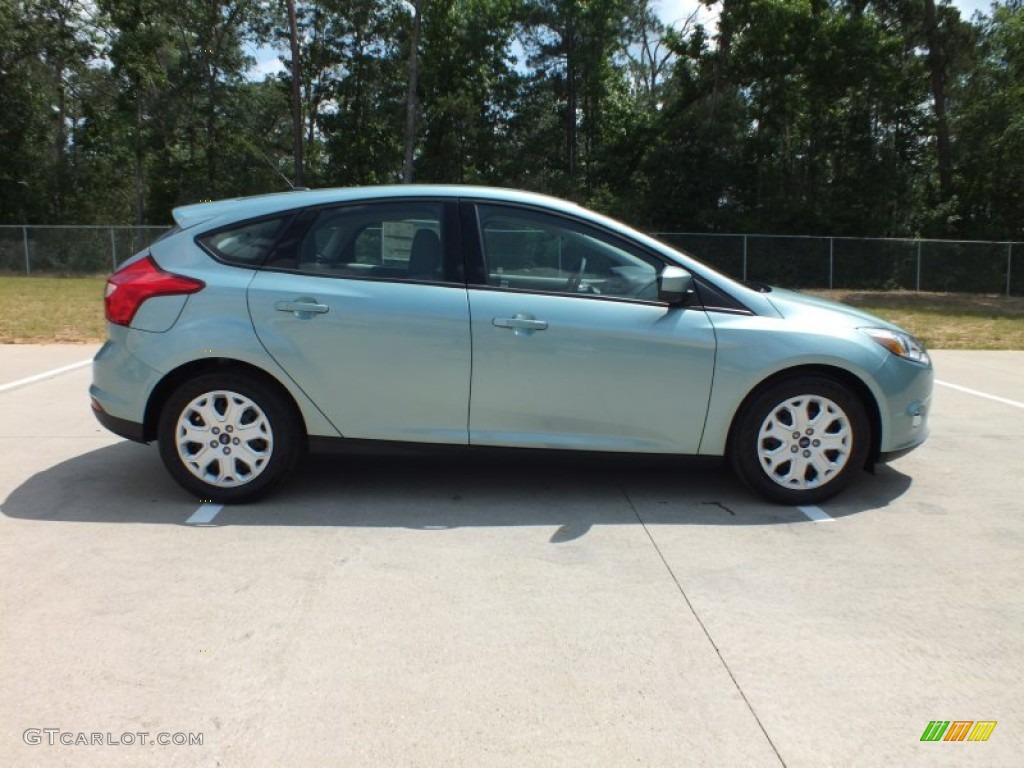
(247, 0, 1005, 80)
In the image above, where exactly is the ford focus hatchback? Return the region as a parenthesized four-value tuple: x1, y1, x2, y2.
(91, 186, 932, 504)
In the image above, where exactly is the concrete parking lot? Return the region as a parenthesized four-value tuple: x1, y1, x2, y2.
(1, 345, 1022, 767)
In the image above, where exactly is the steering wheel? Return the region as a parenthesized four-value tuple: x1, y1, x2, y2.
(566, 255, 589, 293)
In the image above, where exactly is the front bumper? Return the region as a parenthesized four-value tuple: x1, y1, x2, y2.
(875, 355, 933, 458)
(879, 442, 925, 462)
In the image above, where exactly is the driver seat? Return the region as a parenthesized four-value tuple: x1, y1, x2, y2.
(407, 229, 442, 281)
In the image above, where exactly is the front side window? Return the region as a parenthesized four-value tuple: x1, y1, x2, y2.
(287, 202, 451, 283)
(476, 205, 662, 301)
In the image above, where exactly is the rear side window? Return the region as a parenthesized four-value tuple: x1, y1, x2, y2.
(198, 216, 291, 266)
(284, 201, 454, 283)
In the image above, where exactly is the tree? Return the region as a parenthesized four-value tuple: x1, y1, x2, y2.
(522, 0, 654, 196)
(285, 0, 305, 185)
(954, 2, 1024, 238)
(415, 0, 519, 184)
(0, 0, 1019, 246)
(0, 1, 98, 223)
(402, 0, 421, 182)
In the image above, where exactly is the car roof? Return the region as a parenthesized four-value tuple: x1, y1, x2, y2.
(171, 185, 586, 231)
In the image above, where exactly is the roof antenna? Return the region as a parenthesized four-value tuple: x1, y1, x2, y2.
(239, 137, 309, 191)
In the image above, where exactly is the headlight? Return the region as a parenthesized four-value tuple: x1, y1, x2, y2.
(861, 328, 931, 366)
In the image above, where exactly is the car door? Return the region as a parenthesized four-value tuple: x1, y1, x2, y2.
(464, 202, 717, 453)
(246, 200, 471, 444)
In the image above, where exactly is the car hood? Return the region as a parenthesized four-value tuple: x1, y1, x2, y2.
(765, 289, 905, 333)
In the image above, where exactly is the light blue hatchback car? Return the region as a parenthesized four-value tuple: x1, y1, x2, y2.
(91, 186, 932, 504)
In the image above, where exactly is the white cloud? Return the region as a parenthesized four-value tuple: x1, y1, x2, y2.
(655, 0, 717, 30)
(243, 43, 285, 82)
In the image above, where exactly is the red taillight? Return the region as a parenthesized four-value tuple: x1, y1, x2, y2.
(104, 255, 205, 326)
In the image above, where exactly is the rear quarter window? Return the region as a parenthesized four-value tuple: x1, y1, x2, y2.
(197, 216, 291, 266)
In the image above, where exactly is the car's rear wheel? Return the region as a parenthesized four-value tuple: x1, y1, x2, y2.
(730, 376, 870, 505)
(157, 373, 300, 503)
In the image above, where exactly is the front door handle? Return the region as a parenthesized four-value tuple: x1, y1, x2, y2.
(275, 299, 329, 317)
(493, 315, 548, 332)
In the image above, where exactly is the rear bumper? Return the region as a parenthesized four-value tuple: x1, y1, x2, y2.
(91, 398, 147, 443)
(90, 333, 163, 442)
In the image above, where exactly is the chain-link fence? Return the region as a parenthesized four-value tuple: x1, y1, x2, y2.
(0, 225, 171, 276)
(0, 225, 1019, 296)
(652, 233, 1020, 296)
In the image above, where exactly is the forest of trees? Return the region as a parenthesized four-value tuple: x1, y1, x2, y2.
(1, 0, 1022, 240)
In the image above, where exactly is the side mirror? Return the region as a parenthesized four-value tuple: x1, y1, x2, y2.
(658, 265, 695, 305)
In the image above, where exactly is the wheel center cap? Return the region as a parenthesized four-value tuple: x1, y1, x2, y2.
(798, 436, 811, 448)
(219, 433, 231, 445)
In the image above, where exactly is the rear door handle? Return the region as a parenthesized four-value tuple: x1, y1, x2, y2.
(275, 299, 329, 316)
(493, 315, 548, 331)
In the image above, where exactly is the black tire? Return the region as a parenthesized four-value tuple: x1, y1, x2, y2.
(157, 372, 301, 503)
(729, 375, 870, 505)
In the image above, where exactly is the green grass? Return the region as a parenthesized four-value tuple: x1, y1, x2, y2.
(0, 276, 107, 343)
(808, 290, 1024, 350)
(0, 276, 1021, 349)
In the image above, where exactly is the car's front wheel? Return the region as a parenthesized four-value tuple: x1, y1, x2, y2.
(730, 376, 870, 505)
(157, 373, 301, 503)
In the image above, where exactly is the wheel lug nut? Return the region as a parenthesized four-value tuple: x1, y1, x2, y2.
(222, 448, 230, 455)
(212, 427, 220, 435)
(812, 439, 820, 447)
(791, 446, 798, 453)
(210, 441, 217, 447)
(233, 438, 239, 445)
(792, 432, 800, 439)
(806, 428, 814, 435)
(226, 426, 233, 433)
(803, 449, 811, 458)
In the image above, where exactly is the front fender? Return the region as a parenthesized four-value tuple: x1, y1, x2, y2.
(699, 312, 890, 456)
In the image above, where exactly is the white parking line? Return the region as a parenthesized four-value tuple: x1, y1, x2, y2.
(935, 380, 1024, 410)
(797, 505, 834, 523)
(186, 504, 223, 525)
(0, 359, 92, 393)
